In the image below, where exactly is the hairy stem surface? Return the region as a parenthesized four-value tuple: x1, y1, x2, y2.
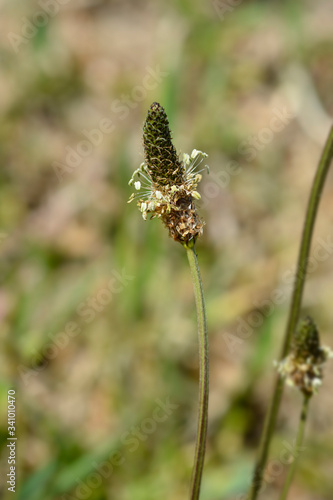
(186, 244, 209, 500)
(247, 125, 333, 500)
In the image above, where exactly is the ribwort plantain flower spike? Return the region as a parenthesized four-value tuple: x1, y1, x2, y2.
(276, 316, 333, 396)
(128, 102, 208, 246)
(129, 102, 210, 500)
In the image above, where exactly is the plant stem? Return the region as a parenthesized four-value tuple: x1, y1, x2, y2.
(247, 125, 333, 500)
(186, 243, 209, 500)
(278, 394, 311, 500)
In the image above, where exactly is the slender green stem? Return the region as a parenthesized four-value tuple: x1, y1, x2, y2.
(247, 125, 333, 500)
(278, 394, 310, 500)
(185, 243, 209, 500)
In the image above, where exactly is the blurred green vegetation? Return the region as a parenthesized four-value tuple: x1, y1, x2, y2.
(1, 0, 333, 499)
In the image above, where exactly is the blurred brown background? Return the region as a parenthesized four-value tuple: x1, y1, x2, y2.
(1, 0, 333, 499)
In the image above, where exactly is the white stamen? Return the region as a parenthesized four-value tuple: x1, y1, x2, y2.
(183, 153, 190, 165)
(134, 181, 141, 190)
(312, 378, 322, 392)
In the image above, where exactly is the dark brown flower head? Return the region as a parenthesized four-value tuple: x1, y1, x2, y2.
(277, 316, 332, 396)
(128, 103, 209, 246)
(293, 316, 323, 362)
(143, 102, 184, 186)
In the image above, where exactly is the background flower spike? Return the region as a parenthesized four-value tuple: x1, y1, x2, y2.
(277, 316, 333, 396)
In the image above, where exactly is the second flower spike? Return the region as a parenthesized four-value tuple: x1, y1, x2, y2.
(277, 316, 333, 396)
